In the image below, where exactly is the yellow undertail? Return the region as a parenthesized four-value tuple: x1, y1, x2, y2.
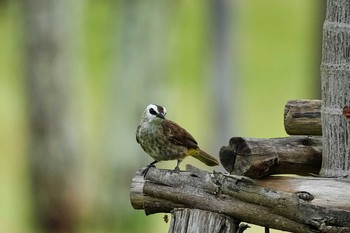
(188, 148, 219, 166)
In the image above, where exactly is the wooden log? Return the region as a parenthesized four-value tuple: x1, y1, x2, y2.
(320, 0, 350, 178)
(169, 209, 238, 233)
(219, 136, 322, 178)
(129, 165, 350, 233)
(284, 100, 322, 135)
(130, 170, 186, 215)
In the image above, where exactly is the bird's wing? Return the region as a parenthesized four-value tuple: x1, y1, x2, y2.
(161, 120, 198, 149)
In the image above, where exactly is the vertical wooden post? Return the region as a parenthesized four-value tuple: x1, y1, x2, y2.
(169, 209, 238, 233)
(320, 0, 350, 177)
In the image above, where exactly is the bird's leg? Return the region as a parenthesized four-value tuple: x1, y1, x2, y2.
(141, 160, 158, 177)
(173, 159, 182, 173)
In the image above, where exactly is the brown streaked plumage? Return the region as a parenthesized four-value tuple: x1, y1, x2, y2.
(136, 104, 219, 175)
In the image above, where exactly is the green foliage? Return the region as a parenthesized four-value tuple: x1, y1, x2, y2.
(0, 0, 324, 233)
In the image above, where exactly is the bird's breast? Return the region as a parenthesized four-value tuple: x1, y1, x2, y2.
(137, 122, 187, 161)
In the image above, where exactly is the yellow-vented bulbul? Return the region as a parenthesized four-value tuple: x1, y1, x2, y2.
(136, 104, 219, 175)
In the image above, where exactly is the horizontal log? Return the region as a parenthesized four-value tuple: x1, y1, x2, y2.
(219, 136, 322, 178)
(130, 171, 186, 214)
(130, 165, 350, 233)
(284, 99, 322, 135)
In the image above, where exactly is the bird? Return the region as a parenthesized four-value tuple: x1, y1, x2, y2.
(136, 104, 219, 175)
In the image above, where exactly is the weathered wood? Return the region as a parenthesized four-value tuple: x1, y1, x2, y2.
(284, 100, 322, 135)
(320, 0, 350, 178)
(130, 170, 186, 214)
(169, 209, 238, 233)
(219, 136, 322, 178)
(256, 176, 350, 210)
(130, 165, 350, 233)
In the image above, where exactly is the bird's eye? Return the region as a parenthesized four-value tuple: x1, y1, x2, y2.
(149, 108, 157, 115)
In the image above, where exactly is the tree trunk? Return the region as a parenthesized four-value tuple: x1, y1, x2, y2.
(211, 0, 236, 147)
(320, 0, 350, 178)
(23, 0, 81, 232)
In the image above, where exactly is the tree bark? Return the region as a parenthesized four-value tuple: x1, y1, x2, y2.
(130, 165, 350, 233)
(284, 99, 322, 135)
(23, 1, 81, 232)
(169, 209, 238, 233)
(219, 136, 322, 178)
(320, 0, 350, 178)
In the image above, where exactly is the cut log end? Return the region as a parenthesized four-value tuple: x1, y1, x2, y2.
(284, 99, 322, 136)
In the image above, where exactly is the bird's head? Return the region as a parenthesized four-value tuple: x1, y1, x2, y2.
(141, 104, 167, 123)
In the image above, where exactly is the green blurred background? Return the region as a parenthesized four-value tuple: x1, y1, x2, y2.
(0, 0, 325, 232)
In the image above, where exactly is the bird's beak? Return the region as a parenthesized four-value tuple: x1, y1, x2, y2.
(156, 114, 165, 119)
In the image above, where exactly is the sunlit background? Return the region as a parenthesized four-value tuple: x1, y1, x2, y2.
(1, 0, 325, 233)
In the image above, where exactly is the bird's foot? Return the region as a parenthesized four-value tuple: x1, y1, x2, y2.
(141, 163, 157, 177)
(171, 160, 182, 174)
(172, 166, 181, 173)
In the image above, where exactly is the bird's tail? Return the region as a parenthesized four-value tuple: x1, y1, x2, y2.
(190, 148, 219, 166)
